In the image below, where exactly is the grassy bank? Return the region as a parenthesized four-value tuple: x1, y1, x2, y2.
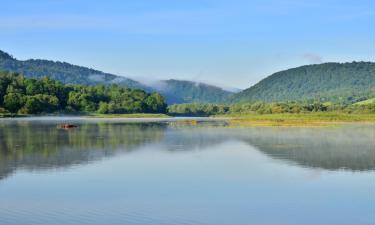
(217, 112, 375, 126)
(84, 113, 171, 118)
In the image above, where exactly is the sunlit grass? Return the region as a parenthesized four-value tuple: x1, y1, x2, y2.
(354, 98, 375, 106)
(216, 112, 375, 126)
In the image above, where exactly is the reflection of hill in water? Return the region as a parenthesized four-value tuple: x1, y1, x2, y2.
(0, 121, 166, 180)
(236, 126, 375, 171)
(158, 125, 375, 171)
(107, 124, 375, 172)
(1, 120, 375, 181)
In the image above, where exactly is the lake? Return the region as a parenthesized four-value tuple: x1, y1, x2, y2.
(1, 117, 375, 225)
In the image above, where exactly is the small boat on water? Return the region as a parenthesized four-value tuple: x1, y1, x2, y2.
(58, 124, 78, 129)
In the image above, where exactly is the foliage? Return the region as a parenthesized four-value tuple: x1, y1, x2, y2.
(0, 71, 167, 115)
(168, 101, 375, 116)
(0, 107, 8, 114)
(230, 62, 375, 103)
(168, 103, 229, 116)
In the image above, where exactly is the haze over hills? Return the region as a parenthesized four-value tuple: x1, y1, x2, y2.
(230, 62, 375, 103)
(0, 50, 233, 104)
(149, 79, 233, 104)
(0, 50, 146, 89)
(3, 50, 374, 105)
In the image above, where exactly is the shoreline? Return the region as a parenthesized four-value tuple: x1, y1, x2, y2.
(2, 112, 375, 127)
(83, 113, 171, 119)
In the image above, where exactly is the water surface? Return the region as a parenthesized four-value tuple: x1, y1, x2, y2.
(1, 117, 375, 225)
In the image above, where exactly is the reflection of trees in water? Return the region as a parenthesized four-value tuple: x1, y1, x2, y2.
(158, 125, 375, 171)
(1, 121, 375, 181)
(0, 163, 13, 181)
(0, 121, 166, 179)
(236, 126, 375, 171)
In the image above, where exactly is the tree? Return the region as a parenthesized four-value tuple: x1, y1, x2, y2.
(97, 102, 109, 114)
(19, 95, 59, 114)
(145, 93, 167, 113)
(4, 93, 25, 113)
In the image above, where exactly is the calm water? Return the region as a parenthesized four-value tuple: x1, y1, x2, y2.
(1, 117, 375, 225)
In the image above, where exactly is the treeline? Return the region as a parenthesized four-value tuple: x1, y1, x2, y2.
(0, 71, 167, 114)
(168, 102, 375, 116)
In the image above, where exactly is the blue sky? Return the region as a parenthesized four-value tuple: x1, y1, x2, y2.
(1, 0, 374, 88)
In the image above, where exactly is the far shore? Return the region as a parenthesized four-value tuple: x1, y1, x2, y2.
(0, 113, 171, 119)
(83, 113, 171, 119)
(2, 112, 375, 127)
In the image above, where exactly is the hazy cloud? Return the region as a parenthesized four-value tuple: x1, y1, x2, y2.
(88, 74, 105, 82)
(302, 53, 323, 64)
(135, 78, 169, 91)
(110, 77, 128, 83)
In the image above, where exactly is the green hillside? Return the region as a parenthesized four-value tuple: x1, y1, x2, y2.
(154, 79, 233, 104)
(230, 62, 375, 103)
(0, 50, 146, 89)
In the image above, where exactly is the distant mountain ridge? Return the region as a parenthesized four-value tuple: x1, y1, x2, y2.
(0, 50, 233, 104)
(230, 62, 375, 103)
(0, 50, 146, 89)
(151, 79, 233, 104)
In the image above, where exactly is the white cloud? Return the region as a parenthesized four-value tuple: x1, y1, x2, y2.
(88, 74, 105, 82)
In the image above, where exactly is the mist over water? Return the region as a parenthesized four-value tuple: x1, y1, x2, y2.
(1, 118, 375, 225)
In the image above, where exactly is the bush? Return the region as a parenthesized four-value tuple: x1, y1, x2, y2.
(0, 107, 9, 114)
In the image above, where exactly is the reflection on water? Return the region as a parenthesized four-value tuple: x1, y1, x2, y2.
(1, 119, 375, 180)
(0, 120, 166, 180)
(238, 126, 375, 171)
(1, 118, 375, 225)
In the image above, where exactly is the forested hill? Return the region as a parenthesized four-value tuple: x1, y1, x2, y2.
(0, 71, 167, 114)
(230, 62, 375, 103)
(0, 50, 233, 104)
(0, 50, 146, 89)
(151, 79, 233, 104)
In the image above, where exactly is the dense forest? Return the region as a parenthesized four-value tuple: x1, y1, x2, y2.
(0, 50, 233, 104)
(0, 71, 167, 114)
(230, 62, 375, 103)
